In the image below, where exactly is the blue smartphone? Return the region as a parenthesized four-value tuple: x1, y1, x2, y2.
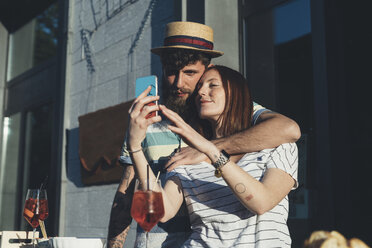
(135, 75, 158, 118)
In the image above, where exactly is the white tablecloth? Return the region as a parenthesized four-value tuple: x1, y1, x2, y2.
(38, 237, 106, 248)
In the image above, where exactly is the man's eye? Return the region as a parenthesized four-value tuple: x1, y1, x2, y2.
(185, 71, 196, 76)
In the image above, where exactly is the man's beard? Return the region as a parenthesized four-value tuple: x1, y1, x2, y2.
(164, 92, 191, 119)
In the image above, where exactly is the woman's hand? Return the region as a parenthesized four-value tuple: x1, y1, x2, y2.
(159, 105, 219, 159)
(128, 86, 161, 150)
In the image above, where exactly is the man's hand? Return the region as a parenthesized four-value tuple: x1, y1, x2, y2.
(165, 146, 210, 171)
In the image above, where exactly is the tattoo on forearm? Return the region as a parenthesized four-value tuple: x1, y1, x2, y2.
(235, 183, 246, 194)
(245, 194, 254, 201)
(119, 167, 132, 188)
(124, 169, 131, 180)
(124, 169, 132, 187)
(107, 226, 130, 248)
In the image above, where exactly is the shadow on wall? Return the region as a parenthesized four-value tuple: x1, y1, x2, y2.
(66, 127, 84, 187)
(66, 101, 133, 187)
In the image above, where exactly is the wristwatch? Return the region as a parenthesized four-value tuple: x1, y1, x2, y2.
(212, 150, 230, 178)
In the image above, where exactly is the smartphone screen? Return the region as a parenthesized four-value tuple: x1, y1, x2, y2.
(135, 75, 158, 118)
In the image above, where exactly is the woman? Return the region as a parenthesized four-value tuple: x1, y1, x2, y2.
(128, 65, 298, 247)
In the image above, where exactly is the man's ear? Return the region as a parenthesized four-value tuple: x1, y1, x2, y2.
(207, 63, 214, 68)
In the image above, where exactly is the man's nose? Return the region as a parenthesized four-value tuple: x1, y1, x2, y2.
(175, 72, 184, 88)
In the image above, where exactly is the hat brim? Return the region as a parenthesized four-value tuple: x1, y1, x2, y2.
(151, 45, 224, 58)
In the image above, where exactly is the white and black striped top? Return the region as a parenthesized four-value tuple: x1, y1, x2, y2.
(167, 143, 298, 248)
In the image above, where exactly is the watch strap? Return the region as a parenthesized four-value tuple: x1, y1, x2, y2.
(212, 150, 230, 178)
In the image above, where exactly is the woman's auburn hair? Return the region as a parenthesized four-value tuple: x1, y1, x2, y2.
(194, 65, 253, 139)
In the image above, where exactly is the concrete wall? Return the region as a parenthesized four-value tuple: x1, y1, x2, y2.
(61, 0, 174, 244)
(60, 0, 240, 242)
(205, 0, 240, 71)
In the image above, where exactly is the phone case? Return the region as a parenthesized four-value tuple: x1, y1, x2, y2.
(135, 75, 158, 97)
(135, 75, 158, 118)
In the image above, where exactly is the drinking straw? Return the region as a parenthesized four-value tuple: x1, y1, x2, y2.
(147, 164, 149, 191)
(155, 171, 160, 183)
(36, 190, 40, 215)
(39, 175, 48, 191)
(38, 175, 48, 239)
(39, 220, 48, 239)
(36, 175, 48, 215)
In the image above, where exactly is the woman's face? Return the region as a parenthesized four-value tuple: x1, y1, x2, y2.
(195, 69, 226, 122)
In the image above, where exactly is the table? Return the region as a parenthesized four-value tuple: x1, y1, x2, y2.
(45, 237, 106, 248)
(0, 232, 106, 248)
(0, 231, 39, 248)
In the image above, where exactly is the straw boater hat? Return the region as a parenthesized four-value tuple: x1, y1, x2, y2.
(151, 21, 224, 58)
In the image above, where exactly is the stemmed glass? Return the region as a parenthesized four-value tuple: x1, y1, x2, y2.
(37, 189, 49, 239)
(131, 178, 165, 248)
(23, 189, 49, 246)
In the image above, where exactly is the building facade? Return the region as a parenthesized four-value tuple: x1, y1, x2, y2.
(0, 0, 371, 247)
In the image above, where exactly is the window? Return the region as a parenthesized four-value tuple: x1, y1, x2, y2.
(7, 3, 58, 81)
(0, 114, 22, 230)
(242, 0, 314, 246)
(0, 104, 53, 231)
(0, 0, 64, 236)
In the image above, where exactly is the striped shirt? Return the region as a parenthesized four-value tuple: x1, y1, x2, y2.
(120, 102, 268, 166)
(119, 102, 270, 247)
(168, 143, 298, 248)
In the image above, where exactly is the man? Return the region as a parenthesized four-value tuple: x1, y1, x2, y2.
(107, 21, 301, 248)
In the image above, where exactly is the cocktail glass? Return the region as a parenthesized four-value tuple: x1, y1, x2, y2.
(131, 179, 164, 248)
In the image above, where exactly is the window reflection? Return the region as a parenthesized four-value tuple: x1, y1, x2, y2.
(244, 0, 313, 131)
(7, 3, 58, 81)
(20, 104, 52, 230)
(24, 104, 52, 190)
(273, 0, 311, 45)
(0, 114, 22, 230)
(34, 4, 59, 65)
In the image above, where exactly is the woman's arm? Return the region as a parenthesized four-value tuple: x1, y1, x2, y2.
(195, 142, 296, 215)
(129, 149, 183, 222)
(160, 105, 297, 215)
(127, 87, 183, 223)
(215, 161, 295, 215)
(160, 176, 184, 222)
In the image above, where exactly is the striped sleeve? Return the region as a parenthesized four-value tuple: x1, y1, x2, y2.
(119, 132, 133, 165)
(165, 170, 177, 181)
(252, 102, 271, 125)
(266, 143, 299, 189)
(166, 167, 188, 182)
